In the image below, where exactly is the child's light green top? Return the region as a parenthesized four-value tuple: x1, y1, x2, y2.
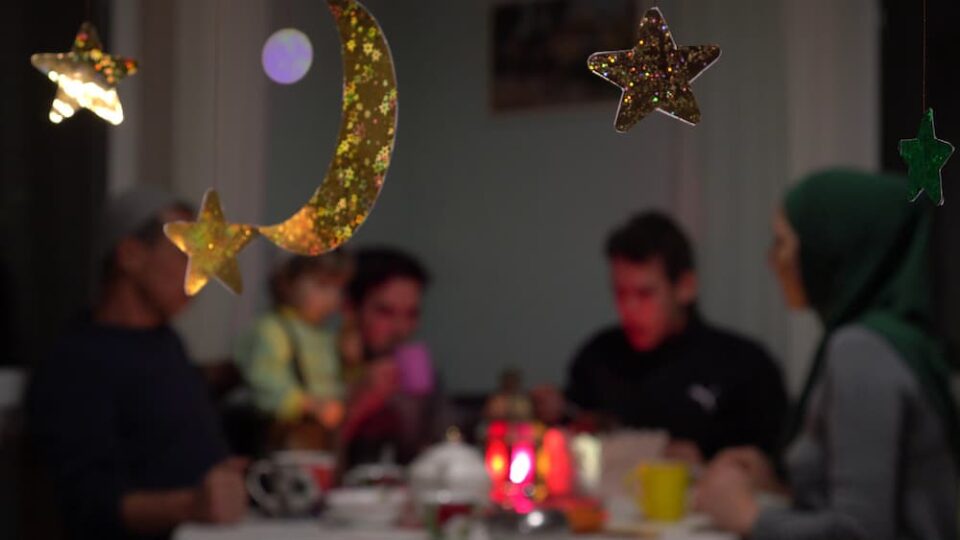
(235, 309, 343, 421)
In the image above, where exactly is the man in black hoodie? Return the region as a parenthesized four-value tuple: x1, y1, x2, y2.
(536, 212, 787, 463)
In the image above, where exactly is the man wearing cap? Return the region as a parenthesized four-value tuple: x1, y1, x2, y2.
(28, 186, 247, 540)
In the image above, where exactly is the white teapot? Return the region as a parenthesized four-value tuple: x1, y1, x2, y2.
(409, 429, 491, 509)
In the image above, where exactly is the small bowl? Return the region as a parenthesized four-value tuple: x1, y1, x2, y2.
(324, 487, 408, 528)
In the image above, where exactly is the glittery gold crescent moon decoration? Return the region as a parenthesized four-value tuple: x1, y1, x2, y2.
(259, 0, 398, 254)
(165, 0, 397, 296)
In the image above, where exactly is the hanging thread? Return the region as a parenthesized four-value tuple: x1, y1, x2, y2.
(212, 0, 221, 191)
(922, 0, 927, 113)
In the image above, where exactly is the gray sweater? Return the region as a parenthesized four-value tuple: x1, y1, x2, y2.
(752, 326, 958, 540)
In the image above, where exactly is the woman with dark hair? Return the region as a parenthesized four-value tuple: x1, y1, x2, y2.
(695, 170, 960, 540)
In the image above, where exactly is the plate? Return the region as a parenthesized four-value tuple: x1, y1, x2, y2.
(324, 487, 408, 528)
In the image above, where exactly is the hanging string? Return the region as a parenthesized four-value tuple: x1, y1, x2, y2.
(212, 0, 247, 332)
(86, 0, 96, 249)
(87, 0, 98, 292)
(285, 0, 293, 26)
(212, 0, 221, 191)
(921, 0, 927, 113)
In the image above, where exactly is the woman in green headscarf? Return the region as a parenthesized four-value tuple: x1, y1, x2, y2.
(695, 170, 960, 540)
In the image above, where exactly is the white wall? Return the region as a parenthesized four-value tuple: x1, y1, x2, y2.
(111, 0, 880, 394)
(168, 0, 270, 361)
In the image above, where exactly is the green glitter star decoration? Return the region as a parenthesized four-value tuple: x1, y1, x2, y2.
(899, 108, 954, 206)
(587, 7, 721, 132)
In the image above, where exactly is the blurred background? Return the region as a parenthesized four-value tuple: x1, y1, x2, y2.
(5, 0, 960, 538)
(1, 0, 959, 428)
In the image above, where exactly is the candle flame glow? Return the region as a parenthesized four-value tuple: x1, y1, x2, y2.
(509, 449, 533, 484)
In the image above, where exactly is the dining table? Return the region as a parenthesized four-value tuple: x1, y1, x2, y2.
(174, 515, 737, 540)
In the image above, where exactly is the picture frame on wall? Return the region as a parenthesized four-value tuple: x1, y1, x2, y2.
(491, 0, 637, 111)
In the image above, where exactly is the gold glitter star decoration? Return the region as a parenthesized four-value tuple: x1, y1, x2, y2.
(31, 22, 138, 125)
(899, 108, 954, 206)
(163, 190, 258, 295)
(587, 7, 720, 132)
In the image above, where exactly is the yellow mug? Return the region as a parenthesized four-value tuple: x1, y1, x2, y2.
(626, 461, 689, 522)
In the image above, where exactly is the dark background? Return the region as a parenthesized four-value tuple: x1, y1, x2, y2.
(1, 3, 109, 534)
(881, 0, 960, 355)
(1, 0, 108, 369)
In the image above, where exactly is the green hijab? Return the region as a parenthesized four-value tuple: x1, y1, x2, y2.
(785, 169, 960, 461)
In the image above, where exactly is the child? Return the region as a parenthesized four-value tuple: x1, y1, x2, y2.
(235, 251, 352, 450)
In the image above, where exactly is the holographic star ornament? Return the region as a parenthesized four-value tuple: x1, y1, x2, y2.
(587, 7, 720, 132)
(164, 190, 258, 295)
(167, 0, 398, 296)
(31, 22, 138, 125)
(899, 108, 954, 206)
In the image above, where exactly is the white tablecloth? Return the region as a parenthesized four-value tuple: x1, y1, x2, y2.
(174, 517, 736, 540)
(175, 520, 421, 540)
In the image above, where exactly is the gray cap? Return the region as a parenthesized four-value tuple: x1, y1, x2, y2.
(97, 185, 191, 261)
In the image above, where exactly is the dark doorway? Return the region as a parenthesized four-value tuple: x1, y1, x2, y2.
(882, 0, 960, 356)
(0, 0, 109, 368)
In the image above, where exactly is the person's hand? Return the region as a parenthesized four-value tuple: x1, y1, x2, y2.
(192, 457, 248, 524)
(341, 361, 397, 442)
(712, 446, 784, 493)
(693, 461, 759, 535)
(314, 399, 345, 429)
(530, 385, 565, 424)
(664, 439, 704, 467)
(365, 357, 400, 396)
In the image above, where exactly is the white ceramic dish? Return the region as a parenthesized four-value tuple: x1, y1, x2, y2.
(324, 487, 408, 528)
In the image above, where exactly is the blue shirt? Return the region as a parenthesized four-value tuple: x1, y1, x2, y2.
(28, 317, 229, 540)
